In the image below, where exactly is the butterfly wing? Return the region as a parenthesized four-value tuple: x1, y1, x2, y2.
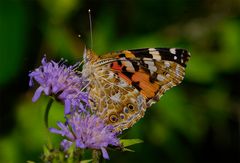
(85, 48, 190, 131)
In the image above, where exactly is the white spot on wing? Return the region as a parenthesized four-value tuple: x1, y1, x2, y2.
(133, 88, 139, 94)
(149, 48, 161, 61)
(143, 57, 152, 61)
(144, 60, 157, 74)
(157, 74, 165, 81)
(149, 48, 156, 51)
(119, 79, 128, 87)
(149, 65, 157, 72)
(123, 61, 135, 72)
(164, 62, 170, 68)
(174, 56, 177, 60)
(170, 48, 176, 54)
(110, 92, 121, 103)
(137, 95, 145, 110)
(108, 71, 115, 79)
(144, 60, 155, 66)
(152, 54, 161, 61)
(176, 65, 181, 76)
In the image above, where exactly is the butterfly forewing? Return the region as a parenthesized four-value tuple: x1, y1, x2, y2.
(84, 48, 190, 132)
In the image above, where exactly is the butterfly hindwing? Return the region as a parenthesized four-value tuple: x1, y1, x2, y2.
(85, 53, 147, 131)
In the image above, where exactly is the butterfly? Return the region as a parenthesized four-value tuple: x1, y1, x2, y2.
(82, 47, 190, 132)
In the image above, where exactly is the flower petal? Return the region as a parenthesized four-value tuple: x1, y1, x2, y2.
(101, 147, 109, 160)
(61, 139, 73, 151)
(32, 87, 44, 102)
(64, 99, 71, 114)
(76, 139, 85, 148)
(49, 128, 63, 135)
(29, 56, 89, 113)
(29, 77, 34, 87)
(50, 113, 120, 160)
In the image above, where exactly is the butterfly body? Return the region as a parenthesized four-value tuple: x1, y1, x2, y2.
(83, 48, 190, 132)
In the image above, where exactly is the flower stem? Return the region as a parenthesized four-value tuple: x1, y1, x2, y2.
(44, 98, 54, 128)
(92, 149, 101, 163)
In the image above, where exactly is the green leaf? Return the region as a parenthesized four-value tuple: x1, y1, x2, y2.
(120, 139, 143, 147)
(80, 159, 93, 163)
(43, 145, 50, 156)
(66, 142, 75, 156)
(121, 148, 135, 152)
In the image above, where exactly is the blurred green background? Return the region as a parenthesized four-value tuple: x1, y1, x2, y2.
(0, 0, 239, 162)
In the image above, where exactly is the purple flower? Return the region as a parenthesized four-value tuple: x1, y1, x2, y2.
(29, 56, 89, 114)
(49, 113, 120, 159)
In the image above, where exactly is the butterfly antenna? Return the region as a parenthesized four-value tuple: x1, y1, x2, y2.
(88, 9, 93, 49)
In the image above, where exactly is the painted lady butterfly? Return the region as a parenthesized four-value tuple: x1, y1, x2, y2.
(82, 48, 190, 132)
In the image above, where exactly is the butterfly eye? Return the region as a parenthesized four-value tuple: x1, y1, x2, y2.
(127, 103, 134, 111)
(109, 114, 118, 123)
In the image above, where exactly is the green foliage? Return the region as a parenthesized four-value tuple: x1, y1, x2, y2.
(120, 139, 144, 152)
(120, 139, 144, 148)
(0, 1, 29, 86)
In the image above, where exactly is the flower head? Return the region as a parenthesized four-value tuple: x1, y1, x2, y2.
(29, 56, 89, 114)
(49, 113, 120, 159)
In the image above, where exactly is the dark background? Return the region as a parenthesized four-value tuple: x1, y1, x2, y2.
(0, 0, 239, 162)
